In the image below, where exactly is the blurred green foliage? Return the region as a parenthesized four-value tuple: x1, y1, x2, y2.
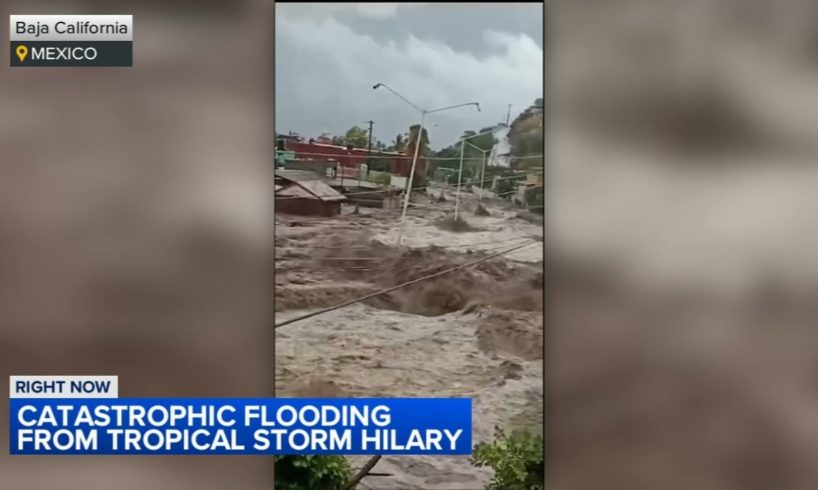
(274, 455, 354, 490)
(472, 428, 544, 490)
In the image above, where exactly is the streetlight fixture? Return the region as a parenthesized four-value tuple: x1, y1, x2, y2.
(373, 82, 480, 246)
(454, 124, 506, 220)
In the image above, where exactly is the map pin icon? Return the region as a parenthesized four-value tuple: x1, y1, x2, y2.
(16, 45, 28, 62)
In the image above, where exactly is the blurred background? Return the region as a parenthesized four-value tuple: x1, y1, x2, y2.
(6, 0, 818, 488)
(549, 0, 818, 489)
(0, 0, 272, 488)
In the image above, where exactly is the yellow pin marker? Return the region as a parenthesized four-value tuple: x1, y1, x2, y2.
(16, 45, 28, 63)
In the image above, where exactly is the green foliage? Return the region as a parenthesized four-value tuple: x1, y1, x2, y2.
(494, 173, 523, 198)
(430, 145, 461, 173)
(472, 428, 544, 490)
(434, 130, 497, 176)
(389, 133, 407, 153)
(274, 455, 354, 490)
(476, 125, 499, 145)
(366, 156, 392, 173)
(369, 171, 392, 185)
(525, 186, 544, 214)
(480, 166, 523, 198)
(436, 145, 460, 159)
(345, 126, 369, 149)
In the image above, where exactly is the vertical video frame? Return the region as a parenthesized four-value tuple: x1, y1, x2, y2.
(274, 3, 544, 488)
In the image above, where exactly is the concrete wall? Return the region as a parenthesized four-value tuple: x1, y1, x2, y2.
(274, 197, 340, 217)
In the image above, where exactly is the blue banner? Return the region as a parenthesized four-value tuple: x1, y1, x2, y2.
(9, 398, 472, 455)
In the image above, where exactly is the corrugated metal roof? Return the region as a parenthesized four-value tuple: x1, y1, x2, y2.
(275, 169, 323, 183)
(297, 180, 346, 201)
(276, 184, 315, 199)
(276, 180, 346, 202)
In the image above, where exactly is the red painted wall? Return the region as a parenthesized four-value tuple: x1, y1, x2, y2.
(283, 141, 426, 178)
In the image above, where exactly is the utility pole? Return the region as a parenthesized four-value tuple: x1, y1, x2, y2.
(366, 120, 374, 154)
(455, 126, 503, 218)
(362, 120, 373, 186)
(455, 140, 465, 221)
(373, 82, 480, 246)
(463, 140, 491, 201)
(505, 104, 512, 126)
(480, 152, 487, 195)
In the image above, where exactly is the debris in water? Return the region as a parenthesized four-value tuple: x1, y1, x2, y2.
(435, 215, 480, 233)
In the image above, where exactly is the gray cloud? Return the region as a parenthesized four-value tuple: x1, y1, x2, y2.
(275, 3, 543, 149)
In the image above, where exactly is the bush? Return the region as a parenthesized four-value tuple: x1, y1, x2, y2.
(369, 172, 392, 186)
(472, 428, 544, 490)
(274, 455, 354, 490)
(495, 177, 517, 199)
(525, 186, 543, 213)
(366, 157, 391, 173)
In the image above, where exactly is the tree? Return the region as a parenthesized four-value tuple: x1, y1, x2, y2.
(389, 133, 407, 153)
(469, 131, 496, 152)
(344, 126, 369, 149)
(366, 153, 392, 172)
(435, 129, 497, 177)
(405, 124, 430, 158)
(431, 145, 461, 173)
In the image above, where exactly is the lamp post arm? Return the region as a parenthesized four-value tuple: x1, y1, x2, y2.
(372, 83, 424, 113)
(427, 102, 481, 114)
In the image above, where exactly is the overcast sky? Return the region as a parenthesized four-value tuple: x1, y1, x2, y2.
(275, 3, 543, 150)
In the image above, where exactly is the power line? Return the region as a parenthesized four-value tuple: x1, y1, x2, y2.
(274, 237, 539, 265)
(274, 169, 543, 201)
(279, 151, 544, 162)
(275, 265, 378, 271)
(275, 194, 546, 226)
(495, 184, 544, 197)
(274, 240, 538, 328)
(275, 201, 446, 220)
(275, 235, 534, 252)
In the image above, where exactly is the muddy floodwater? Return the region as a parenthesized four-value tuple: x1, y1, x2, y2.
(275, 191, 543, 489)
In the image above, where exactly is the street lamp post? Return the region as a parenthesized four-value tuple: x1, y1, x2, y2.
(361, 119, 374, 187)
(454, 125, 505, 219)
(373, 82, 480, 246)
(464, 140, 492, 201)
(455, 139, 466, 221)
